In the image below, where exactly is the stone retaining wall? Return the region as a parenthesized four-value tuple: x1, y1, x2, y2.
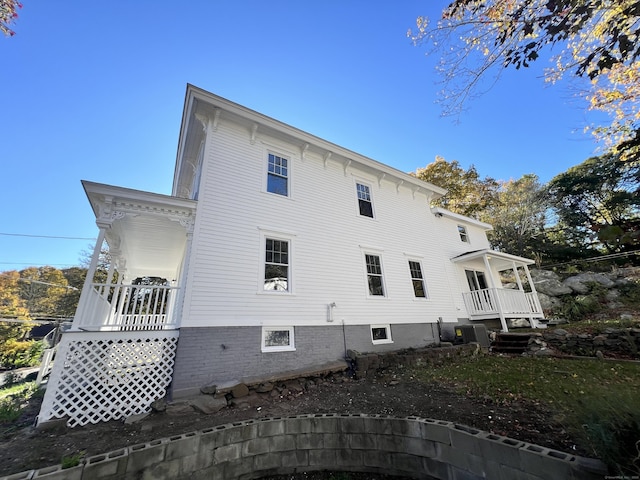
(348, 343, 480, 379)
(1, 414, 606, 480)
(527, 327, 640, 358)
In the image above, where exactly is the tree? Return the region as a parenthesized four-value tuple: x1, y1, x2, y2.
(1, 0, 21, 36)
(0, 270, 35, 369)
(547, 153, 640, 253)
(19, 266, 71, 317)
(409, 0, 640, 161)
(480, 174, 549, 257)
(413, 156, 499, 218)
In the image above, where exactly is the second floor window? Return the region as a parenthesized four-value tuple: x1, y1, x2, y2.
(267, 153, 288, 196)
(264, 238, 289, 291)
(458, 225, 469, 243)
(356, 183, 374, 218)
(365, 254, 385, 296)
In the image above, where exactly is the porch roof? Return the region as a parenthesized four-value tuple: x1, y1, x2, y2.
(451, 249, 535, 270)
(82, 181, 197, 281)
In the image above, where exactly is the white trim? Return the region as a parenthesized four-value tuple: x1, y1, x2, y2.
(261, 326, 296, 352)
(263, 148, 293, 199)
(354, 178, 375, 219)
(361, 250, 387, 299)
(370, 324, 393, 345)
(457, 225, 470, 243)
(258, 230, 294, 295)
(406, 258, 429, 300)
(431, 206, 493, 230)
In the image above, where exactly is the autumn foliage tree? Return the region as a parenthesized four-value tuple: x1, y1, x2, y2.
(409, 0, 640, 162)
(480, 174, 550, 258)
(413, 156, 499, 218)
(1, 0, 21, 36)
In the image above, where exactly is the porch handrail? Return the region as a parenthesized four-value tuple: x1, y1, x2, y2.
(463, 288, 543, 316)
(74, 283, 180, 331)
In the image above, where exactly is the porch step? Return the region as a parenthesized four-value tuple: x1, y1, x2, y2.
(491, 333, 533, 354)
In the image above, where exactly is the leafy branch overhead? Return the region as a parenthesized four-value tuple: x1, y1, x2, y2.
(409, 0, 640, 162)
(1, 0, 22, 36)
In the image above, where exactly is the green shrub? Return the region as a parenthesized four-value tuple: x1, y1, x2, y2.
(0, 339, 44, 369)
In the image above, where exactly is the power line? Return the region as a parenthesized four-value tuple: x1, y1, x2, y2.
(0, 232, 95, 240)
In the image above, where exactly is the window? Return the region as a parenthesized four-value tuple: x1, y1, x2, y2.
(371, 325, 392, 345)
(267, 153, 288, 196)
(264, 238, 289, 291)
(458, 225, 469, 243)
(261, 326, 295, 352)
(356, 183, 374, 218)
(408, 260, 427, 298)
(365, 254, 385, 296)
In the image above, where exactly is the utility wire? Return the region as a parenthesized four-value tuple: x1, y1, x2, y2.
(0, 232, 95, 240)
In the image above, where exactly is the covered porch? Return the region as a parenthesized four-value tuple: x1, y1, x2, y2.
(72, 181, 197, 332)
(452, 249, 544, 332)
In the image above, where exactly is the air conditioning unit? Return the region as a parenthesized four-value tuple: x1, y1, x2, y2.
(455, 324, 490, 348)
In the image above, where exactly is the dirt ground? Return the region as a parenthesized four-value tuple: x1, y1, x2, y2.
(0, 364, 588, 478)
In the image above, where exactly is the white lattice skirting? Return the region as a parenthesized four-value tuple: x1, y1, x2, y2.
(38, 330, 179, 427)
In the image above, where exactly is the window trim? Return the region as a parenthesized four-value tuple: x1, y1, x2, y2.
(355, 180, 375, 219)
(407, 259, 428, 299)
(264, 150, 291, 198)
(370, 324, 393, 345)
(363, 251, 386, 298)
(457, 225, 469, 243)
(259, 229, 295, 294)
(261, 326, 296, 352)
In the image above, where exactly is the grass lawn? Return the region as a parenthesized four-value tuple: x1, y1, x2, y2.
(412, 354, 640, 475)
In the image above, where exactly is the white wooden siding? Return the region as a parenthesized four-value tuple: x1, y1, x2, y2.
(180, 119, 463, 328)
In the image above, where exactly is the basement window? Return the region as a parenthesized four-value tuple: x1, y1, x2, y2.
(261, 326, 295, 352)
(371, 324, 393, 345)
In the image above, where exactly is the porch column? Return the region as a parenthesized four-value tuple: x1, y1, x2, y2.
(483, 254, 509, 332)
(173, 217, 195, 327)
(512, 262, 524, 291)
(72, 225, 108, 329)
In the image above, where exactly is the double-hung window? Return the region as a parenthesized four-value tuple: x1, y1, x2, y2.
(365, 254, 385, 296)
(356, 182, 374, 218)
(408, 260, 427, 298)
(264, 238, 289, 291)
(267, 153, 288, 196)
(458, 225, 469, 243)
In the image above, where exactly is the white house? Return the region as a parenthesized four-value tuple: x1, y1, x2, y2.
(38, 85, 543, 427)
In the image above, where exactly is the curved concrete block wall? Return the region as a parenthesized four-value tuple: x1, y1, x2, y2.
(1, 414, 606, 480)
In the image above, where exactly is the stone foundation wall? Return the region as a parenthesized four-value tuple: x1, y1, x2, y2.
(1, 415, 606, 480)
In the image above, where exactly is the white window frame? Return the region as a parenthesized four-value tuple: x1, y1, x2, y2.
(458, 225, 469, 243)
(259, 229, 295, 294)
(261, 326, 296, 352)
(363, 251, 386, 298)
(370, 324, 393, 345)
(265, 151, 291, 197)
(407, 259, 428, 299)
(355, 181, 375, 218)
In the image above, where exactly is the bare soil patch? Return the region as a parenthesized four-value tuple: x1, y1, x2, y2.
(0, 365, 583, 477)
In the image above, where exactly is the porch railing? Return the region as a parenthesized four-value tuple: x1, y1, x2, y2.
(74, 283, 179, 331)
(462, 288, 543, 317)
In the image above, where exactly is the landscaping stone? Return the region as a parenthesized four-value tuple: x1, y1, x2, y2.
(189, 395, 227, 415)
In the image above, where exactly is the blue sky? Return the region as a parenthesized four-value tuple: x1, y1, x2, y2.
(1, 1, 604, 272)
